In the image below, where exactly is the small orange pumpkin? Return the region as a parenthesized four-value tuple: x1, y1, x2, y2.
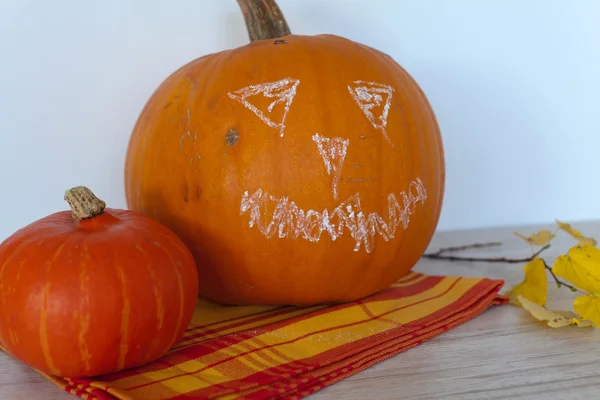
(124, 0, 445, 306)
(0, 187, 199, 378)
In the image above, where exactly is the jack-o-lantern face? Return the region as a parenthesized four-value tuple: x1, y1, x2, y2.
(124, 2, 444, 306)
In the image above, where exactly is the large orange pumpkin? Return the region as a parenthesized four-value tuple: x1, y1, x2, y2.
(0, 187, 199, 378)
(124, 0, 445, 306)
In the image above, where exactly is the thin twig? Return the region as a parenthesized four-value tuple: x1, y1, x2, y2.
(424, 240, 587, 296)
(425, 241, 502, 257)
(542, 259, 580, 293)
(423, 244, 551, 263)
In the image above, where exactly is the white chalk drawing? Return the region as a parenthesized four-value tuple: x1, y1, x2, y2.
(348, 81, 394, 146)
(177, 109, 201, 163)
(312, 133, 350, 200)
(228, 78, 300, 137)
(179, 109, 196, 152)
(240, 177, 427, 253)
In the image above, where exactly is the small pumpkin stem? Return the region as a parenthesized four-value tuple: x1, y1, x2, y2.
(64, 186, 106, 221)
(236, 0, 291, 42)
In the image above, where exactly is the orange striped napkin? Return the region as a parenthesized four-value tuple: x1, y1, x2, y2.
(36, 272, 506, 399)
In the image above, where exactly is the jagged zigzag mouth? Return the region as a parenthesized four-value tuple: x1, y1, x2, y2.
(239, 177, 427, 254)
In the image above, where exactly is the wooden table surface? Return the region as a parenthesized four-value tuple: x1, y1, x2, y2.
(2, 220, 600, 399)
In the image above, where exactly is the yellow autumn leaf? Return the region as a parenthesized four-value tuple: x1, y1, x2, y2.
(505, 257, 548, 306)
(552, 244, 600, 294)
(556, 219, 597, 246)
(517, 295, 592, 328)
(573, 294, 600, 328)
(514, 229, 555, 247)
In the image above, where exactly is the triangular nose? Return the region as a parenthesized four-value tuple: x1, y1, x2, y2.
(313, 133, 350, 201)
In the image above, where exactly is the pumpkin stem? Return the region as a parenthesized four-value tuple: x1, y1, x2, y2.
(236, 0, 291, 42)
(64, 186, 106, 221)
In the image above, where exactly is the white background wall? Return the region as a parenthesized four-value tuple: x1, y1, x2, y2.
(1, 0, 599, 242)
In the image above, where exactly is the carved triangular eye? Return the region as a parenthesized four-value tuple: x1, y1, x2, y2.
(228, 78, 300, 137)
(348, 80, 395, 147)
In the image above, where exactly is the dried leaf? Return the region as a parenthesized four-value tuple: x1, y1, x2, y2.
(552, 244, 600, 294)
(518, 295, 592, 328)
(556, 220, 597, 246)
(505, 257, 548, 306)
(573, 294, 600, 328)
(514, 229, 555, 247)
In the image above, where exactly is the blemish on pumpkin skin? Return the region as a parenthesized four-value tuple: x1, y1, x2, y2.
(184, 75, 198, 90)
(207, 95, 218, 110)
(163, 102, 172, 110)
(226, 129, 240, 146)
(274, 40, 287, 45)
(345, 177, 377, 183)
(182, 183, 189, 203)
(359, 135, 367, 139)
(192, 185, 202, 201)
